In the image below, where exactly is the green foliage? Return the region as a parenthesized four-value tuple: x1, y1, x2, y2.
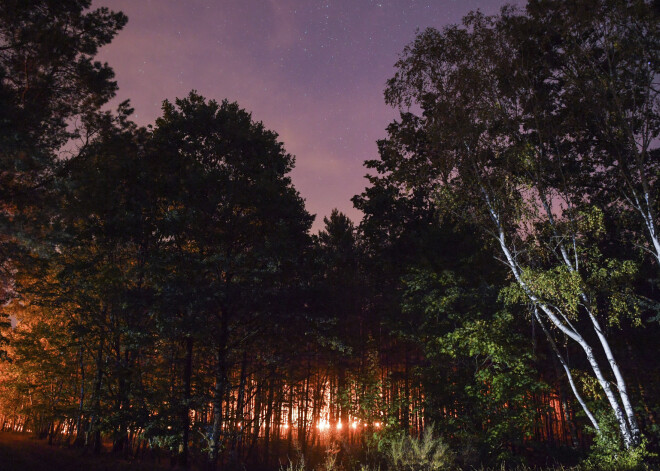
(375, 0, 660, 449)
(584, 415, 655, 471)
(378, 426, 453, 471)
(402, 268, 544, 464)
(520, 266, 584, 319)
(344, 341, 389, 427)
(2, 0, 660, 468)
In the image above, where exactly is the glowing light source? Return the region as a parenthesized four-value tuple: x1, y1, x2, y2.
(351, 422, 358, 429)
(336, 421, 342, 430)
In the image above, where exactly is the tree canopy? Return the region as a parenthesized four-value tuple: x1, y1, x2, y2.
(0, 1, 659, 470)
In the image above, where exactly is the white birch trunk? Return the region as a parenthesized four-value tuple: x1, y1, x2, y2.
(538, 193, 641, 445)
(481, 192, 636, 447)
(532, 306, 600, 432)
(630, 188, 660, 266)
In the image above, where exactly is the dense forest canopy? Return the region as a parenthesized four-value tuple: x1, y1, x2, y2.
(0, 0, 659, 470)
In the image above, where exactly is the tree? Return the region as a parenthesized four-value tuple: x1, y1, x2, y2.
(0, 0, 127, 356)
(379, 0, 658, 450)
(312, 210, 362, 439)
(522, 0, 660, 264)
(402, 269, 544, 464)
(354, 162, 547, 462)
(0, 0, 127, 241)
(49, 105, 152, 453)
(148, 92, 313, 468)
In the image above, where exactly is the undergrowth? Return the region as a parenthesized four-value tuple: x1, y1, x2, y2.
(278, 426, 657, 471)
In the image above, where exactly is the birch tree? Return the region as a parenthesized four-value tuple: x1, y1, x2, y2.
(380, 1, 657, 449)
(525, 0, 660, 264)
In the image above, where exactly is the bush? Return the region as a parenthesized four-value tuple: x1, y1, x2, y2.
(580, 415, 655, 471)
(379, 425, 453, 471)
(583, 435, 653, 471)
(282, 454, 308, 471)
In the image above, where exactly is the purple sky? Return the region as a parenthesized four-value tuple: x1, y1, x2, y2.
(94, 0, 517, 232)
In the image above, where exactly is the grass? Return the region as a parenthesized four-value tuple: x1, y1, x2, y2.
(1, 430, 655, 471)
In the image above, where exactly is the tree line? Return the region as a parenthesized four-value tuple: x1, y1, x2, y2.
(0, 0, 658, 469)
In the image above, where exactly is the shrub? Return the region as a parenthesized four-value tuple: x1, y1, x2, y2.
(380, 425, 453, 471)
(282, 454, 307, 471)
(583, 435, 653, 471)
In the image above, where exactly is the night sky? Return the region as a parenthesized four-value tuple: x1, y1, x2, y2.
(94, 0, 519, 232)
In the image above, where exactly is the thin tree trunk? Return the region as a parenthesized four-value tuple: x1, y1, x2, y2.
(263, 369, 276, 469)
(228, 351, 248, 469)
(74, 339, 85, 447)
(89, 336, 105, 454)
(181, 336, 194, 468)
(338, 365, 348, 441)
(482, 193, 634, 446)
(539, 190, 640, 444)
(532, 307, 599, 432)
(208, 343, 228, 470)
(287, 376, 293, 455)
(248, 377, 263, 462)
(403, 347, 410, 431)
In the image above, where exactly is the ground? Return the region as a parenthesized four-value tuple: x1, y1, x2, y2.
(0, 432, 173, 471)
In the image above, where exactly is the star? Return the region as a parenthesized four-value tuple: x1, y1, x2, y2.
(96, 0, 521, 231)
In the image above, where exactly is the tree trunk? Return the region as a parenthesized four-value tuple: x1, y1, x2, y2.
(287, 376, 294, 455)
(539, 190, 640, 445)
(74, 339, 86, 447)
(502, 230, 633, 446)
(89, 336, 105, 455)
(208, 344, 228, 469)
(181, 336, 194, 468)
(338, 366, 348, 441)
(229, 351, 248, 469)
(263, 369, 276, 469)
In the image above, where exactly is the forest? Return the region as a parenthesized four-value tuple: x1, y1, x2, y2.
(0, 0, 659, 470)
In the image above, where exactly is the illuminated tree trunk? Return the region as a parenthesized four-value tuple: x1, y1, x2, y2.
(550, 343, 580, 447)
(209, 340, 228, 469)
(112, 330, 128, 453)
(89, 334, 105, 455)
(286, 374, 293, 454)
(532, 307, 599, 434)
(250, 378, 263, 460)
(181, 336, 193, 468)
(229, 350, 248, 467)
(263, 368, 275, 469)
(402, 347, 410, 431)
(74, 339, 85, 446)
(272, 392, 283, 460)
(538, 192, 641, 445)
(338, 367, 348, 440)
(300, 362, 310, 453)
(485, 194, 636, 447)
